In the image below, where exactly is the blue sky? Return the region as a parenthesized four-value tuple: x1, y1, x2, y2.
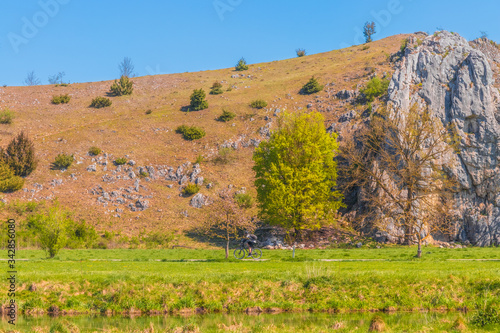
(1, 0, 499, 86)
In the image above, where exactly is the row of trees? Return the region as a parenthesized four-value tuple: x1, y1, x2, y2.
(203, 102, 458, 258)
(24, 57, 135, 86)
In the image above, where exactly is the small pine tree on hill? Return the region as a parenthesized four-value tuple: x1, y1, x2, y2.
(300, 76, 324, 95)
(1, 132, 38, 177)
(110, 76, 133, 96)
(190, 89, 209, 111)
(235, 58, 249, 71)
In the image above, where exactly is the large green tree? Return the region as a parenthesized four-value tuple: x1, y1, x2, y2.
(253, 112, 344, 250)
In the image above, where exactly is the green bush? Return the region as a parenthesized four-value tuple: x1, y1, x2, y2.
(52, 153, 74, 170)
(88, 146, 101, 156)
(213, 147, 233, 165)
(0, 109, 14, 124)
(210, 81, 224, 95)
(25, 205, 73, 258)
(235, 58, 249, 71)
(189, 89, 209, 111)
(296, 49, 306, 57)
(114, 157, 128, 165)
(176, 125, 206, 141)
(110, 75, 133, 96)
(51, 94, 71, 104)
(218, 109, 236, 122)
(0, 163, 24, 193)
(182, 183, 200, 196)
(400, 38, 409, 53)
(67, 221, 98, 249)
(90, 96, 112, 108)
(360, 77, 390, 102)
(143, 232, 175, 249)
(194, 154, 204, 164)
(0, 132, 38, 177)
(235, 193, 254, 208)
(139, 171, 149, 178)
(300, 76, 324, 95)
(145, 109, 153, 115)
(250, 99, 268, 109)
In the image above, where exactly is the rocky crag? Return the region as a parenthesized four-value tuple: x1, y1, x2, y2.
(360, 31, 500, 246)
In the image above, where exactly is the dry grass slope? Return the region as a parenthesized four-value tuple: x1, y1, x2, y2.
(0, 34, 409, 238)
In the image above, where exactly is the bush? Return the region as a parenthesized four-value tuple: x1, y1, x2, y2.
(218, 109, 236, 122)
(182, 183, 200, 196)
(25, 205, 73, 258)
(301, 76, 324, 95)
(235, 193, 254, 208)
(139, 171, 148, 178)
(189, 89, 209, 111)
(0, 109, 14, 124)
(0, 163, 24, 193)
(176, 125, 206, 141)
(360, 77, 390, 102)
(250, 99, 268, 109)
(67, 221, 98, 249)
(213, 147, 232, 165)
(296, 48, 306, 57)
(1, 132, 38, 177)
(210, 81, 224, 95)
(88, 146, 101, 156)
(235, 58, 249, 71)
(51, 94, 71, 104)
(114, 157, 128, 165)
(400, 38, 409, 53)
(110, 75, 133, 96)
(52, 153, 74, 170)
(90, 96, 112, 108)
(195, 154, 204, 164)
(145, 109, 153, 115)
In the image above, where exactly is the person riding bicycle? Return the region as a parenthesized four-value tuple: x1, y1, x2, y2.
(243, 233, 258, 257)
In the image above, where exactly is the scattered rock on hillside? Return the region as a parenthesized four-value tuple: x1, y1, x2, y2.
(87, 164, 97, 172)
(190, 193, 208, 208)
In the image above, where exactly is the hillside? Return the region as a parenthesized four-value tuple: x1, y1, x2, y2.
(0, 34, 409, 242)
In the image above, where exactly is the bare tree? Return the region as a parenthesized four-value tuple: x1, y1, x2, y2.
(24, 71, 41, 86)
(48, 72, 65, 85)
(118, 57, 135, 78)
(363, 21, 376, 43)
(199, 190, 255, 258)
(340, 104, 459, 257)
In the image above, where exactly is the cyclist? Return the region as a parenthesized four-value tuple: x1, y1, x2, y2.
(244, 233, 258, 257)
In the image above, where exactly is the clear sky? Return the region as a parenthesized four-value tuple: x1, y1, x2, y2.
(1, 0, 499, 86)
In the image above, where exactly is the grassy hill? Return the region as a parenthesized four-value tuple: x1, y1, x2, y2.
(0, 34, 409, 242)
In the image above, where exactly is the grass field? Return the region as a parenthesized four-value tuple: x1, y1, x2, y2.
(5, 247, 499, 327)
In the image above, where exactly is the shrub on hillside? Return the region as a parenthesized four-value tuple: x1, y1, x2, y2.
(213, 147, 233, 165)
(235, 192, 254, 208)
(250, 99, 268, 109)
(235, 58, 249, 71)
(210, 81, 224, 95)
(51, 94, 71, 104)
(218, 109, 236, 122)
(182, 183, 200, 196)
(176, 125, 206, 141)
(0, 109, 14, 124)
(0, 163, 24, 193)
(360, 77, 390, 102)
(145, 109, 153, 115)
(300, 76, 324, 95)
(296, 48, 306, 57)
(52, 153, 74, 170)
(114, 157, 128, 165)
(88, 146, 101, 156)
(110, 75, 133, 96)
(90, 96, 112, 108)
(189, 89, 209, 111)
(1, 132, 38, 177)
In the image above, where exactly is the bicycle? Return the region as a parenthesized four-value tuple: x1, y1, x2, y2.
(233, 239, 262, 260)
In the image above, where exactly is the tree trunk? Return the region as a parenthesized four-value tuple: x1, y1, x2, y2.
(225, 240, 229, 259)
(292, 244, 295, 258)
(417, 238, 422, 258)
